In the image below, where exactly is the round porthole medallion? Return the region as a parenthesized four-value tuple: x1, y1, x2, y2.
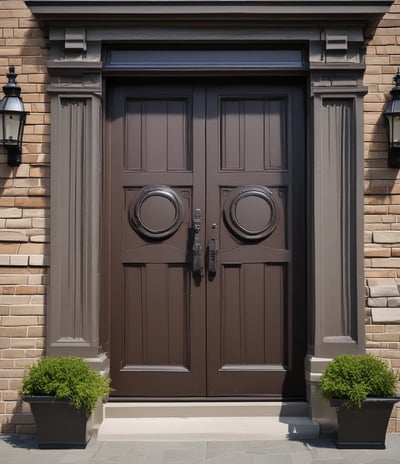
(129, 186, 184, 239)
(223, 185, 279, 241)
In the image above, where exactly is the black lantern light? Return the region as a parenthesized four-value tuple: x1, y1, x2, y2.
(0, 66, 29, 167)
(383, 71, 400, 168)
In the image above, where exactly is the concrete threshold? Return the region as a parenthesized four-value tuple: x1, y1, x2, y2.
(97, 402, 320, 442)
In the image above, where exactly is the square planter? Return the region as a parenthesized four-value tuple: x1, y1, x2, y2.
(330, 397, 399, 449)
(23, 395, 93, 449)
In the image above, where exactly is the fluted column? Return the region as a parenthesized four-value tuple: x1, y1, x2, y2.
(48, 94, 102, 359)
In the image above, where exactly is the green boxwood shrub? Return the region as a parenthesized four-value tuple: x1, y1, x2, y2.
(320, 354, 398, 408)
(20, 356, 111, 416)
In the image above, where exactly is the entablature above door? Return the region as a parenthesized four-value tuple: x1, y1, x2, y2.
(25, 0, 392, 84)
(25, 0, 393, 27)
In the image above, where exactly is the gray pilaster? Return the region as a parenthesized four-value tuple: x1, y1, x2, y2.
(48, 91, 102, 359)
(45, 26, 104, 364)
(310, 70, 366, 358)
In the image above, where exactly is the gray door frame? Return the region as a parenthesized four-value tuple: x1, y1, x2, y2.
(25, 0, 392, 426)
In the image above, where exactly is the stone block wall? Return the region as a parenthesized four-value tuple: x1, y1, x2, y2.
(365, 0, 400, 433)
(0, 0, 49, 433)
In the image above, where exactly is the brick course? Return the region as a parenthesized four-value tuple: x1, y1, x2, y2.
(1, 0, 400, 434)
(0, 0, 49, 433)
(365, 0, 400, 433)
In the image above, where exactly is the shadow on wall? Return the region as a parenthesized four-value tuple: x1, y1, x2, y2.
(364, 95, 399, 314)
(0, 144, 49, 435)
(364, 71, 400, 433)
(0, 5, 50, 434)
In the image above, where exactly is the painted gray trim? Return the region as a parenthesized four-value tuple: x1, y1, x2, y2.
(25, 0, 393, 24)
(304, 355, 337, 433)
(310, 74, 366, 357)
(31, 0, 389, 369)
(48, 94, 101, 358)
(48, 26, 363, 43)
(104, 49, 306, 70)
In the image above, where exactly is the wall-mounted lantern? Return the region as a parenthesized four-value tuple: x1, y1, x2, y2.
(383, 71, 400, 168)
(0, 66, 29, 167)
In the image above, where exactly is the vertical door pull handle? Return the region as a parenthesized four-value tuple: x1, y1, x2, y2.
(192, 208, 202, 278)
(208, 238, 218, 280)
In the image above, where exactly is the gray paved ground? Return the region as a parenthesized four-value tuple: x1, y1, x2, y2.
(1, 434, 400, 464)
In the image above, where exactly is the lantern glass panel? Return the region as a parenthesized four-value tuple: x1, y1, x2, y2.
(3, 112, 22, 146)
(392, 115, 400, 147)
(0, 98, 4, 143)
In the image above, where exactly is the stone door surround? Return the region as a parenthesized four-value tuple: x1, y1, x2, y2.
(25, 0, 392, 382)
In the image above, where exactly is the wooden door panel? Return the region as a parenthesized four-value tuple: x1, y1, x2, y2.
(206, 85, 305, 398)
(220, 186, 287, 252)
(108, 84, 206, 396)
(220, 97, 287, 171)
(124, 264, 190, 370)
(220, 263, 286, 368)
(122, 187, 192, 262)
(125, 98, 191, 172)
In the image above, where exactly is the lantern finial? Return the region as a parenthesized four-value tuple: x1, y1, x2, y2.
(391, 70, 400, 99)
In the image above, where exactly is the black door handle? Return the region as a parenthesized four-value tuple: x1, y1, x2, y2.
(208, 238, 218, 280)
(192, 208, 202, 278)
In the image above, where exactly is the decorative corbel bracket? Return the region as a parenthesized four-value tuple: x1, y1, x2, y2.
(325, 32, 348, 53)
(325, 30, 349, 63)
(65, 27, 87, 52)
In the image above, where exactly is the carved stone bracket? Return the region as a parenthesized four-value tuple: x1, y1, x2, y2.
(65, 27, 87, 52)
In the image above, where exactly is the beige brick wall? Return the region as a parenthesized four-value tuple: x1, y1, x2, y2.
(365, 0, 400, 433)
(1, 0, 400, 435)
(0, 0, 49, 433)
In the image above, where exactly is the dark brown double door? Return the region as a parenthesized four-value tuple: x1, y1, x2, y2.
(107, 80, 306, 399)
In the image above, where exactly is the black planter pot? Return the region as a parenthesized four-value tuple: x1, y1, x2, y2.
(23, 396, 93, 449)
(330, 397, 400, 449)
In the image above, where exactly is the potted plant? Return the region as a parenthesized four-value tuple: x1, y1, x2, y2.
(320, 354, 399, 449)
(21, 356, 111, 449)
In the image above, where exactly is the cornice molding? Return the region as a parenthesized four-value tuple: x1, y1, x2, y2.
(25, 0, 393, 26)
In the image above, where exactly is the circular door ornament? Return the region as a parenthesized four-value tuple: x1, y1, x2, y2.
(223, 185, 279, 241)
(129, 185, 184, 239)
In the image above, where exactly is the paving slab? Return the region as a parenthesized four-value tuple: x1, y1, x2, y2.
(1, 433, 400, 464)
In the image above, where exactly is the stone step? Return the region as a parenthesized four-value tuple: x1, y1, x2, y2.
(103, 401, 309, 419)
(97, 402, 320, 441)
